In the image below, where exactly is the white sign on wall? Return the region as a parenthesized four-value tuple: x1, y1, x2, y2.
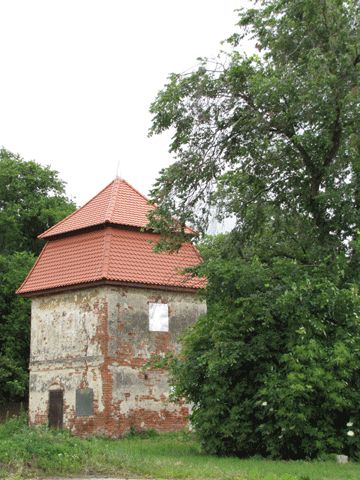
(149, 303, 169, 332)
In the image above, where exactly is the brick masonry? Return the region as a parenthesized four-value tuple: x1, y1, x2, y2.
(29, 285, 206, 436)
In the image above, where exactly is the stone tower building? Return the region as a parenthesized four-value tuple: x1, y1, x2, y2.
(17, 179, 206, 436)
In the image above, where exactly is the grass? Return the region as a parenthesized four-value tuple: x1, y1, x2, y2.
(0, 415, 359, 480)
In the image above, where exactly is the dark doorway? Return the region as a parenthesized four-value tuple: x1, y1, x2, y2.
(48, 389, 63, 428)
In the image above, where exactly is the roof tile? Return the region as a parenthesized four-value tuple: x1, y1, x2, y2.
(39, 179, 155, 238)
(17, 228, 205, 295)
(18, 178, 204, 295)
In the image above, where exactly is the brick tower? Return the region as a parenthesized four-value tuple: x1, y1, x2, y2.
(17, 179, 205, 436)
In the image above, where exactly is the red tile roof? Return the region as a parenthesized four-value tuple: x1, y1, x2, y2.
(17, 228, 205, 295)
(39, 178, 156, 239)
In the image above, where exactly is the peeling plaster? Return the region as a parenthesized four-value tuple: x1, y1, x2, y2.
(29, 285, 206, 436)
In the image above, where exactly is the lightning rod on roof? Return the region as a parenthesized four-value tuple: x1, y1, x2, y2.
(115, 159, 122, 180)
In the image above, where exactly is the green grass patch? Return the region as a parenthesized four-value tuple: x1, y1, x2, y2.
(0, 414, 359, 479)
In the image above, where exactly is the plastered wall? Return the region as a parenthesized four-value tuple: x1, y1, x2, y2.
(29, 285, 206, 435)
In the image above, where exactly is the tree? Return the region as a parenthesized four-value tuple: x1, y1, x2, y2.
(148, 0, 360, 459)
(0, 148, 75, 256)
(0, 149, 75, 403)
(149, 0, 359, 256)
(0, 252, 35, 403)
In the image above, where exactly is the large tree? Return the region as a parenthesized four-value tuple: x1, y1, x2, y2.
(148, 0, 360, 459)
(0, 149, 75, 404)
(0, 148, 75, 256)
(149, 0, 359, 257)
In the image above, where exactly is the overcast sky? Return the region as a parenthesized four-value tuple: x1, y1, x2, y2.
(0, 1, 250, 207)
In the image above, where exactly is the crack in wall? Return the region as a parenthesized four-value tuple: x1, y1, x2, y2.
(79, 308, 91, 388)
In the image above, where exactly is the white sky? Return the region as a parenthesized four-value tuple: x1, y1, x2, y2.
(0, 0, 250, 207)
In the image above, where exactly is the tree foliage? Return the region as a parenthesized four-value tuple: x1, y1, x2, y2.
(171, 235, 360, 458)
(0, 148, 75, 256)
(0, 149, 75, 403)
(0, 252, 35, 403)
(148, 0, 360, 459)
(149, 0, 359, 254)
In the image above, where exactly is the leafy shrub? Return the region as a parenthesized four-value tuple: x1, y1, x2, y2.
(170, 237, 360, 459)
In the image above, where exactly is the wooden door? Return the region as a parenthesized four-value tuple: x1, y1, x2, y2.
(48, 390, 63, 428)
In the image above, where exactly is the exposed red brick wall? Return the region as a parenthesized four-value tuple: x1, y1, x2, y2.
(29, 286, 205, 436)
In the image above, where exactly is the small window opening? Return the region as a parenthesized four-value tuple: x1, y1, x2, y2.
(76, 388, 94, 416)
(149, 303, 169, 332)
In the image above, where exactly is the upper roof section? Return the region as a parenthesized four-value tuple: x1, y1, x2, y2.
(39, 178, 154, 239)
(17, 228, 205, 295)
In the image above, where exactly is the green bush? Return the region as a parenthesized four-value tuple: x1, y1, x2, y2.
(170, 237, 360, 459)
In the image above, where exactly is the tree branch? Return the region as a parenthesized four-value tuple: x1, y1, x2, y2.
(323, 104, 342, 167)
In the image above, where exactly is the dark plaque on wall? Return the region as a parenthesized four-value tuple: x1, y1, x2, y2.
(76, 388, 94, 416)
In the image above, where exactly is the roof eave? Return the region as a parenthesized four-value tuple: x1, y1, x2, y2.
(38, 222, 154, 240)
(17, 279, 205, 298)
